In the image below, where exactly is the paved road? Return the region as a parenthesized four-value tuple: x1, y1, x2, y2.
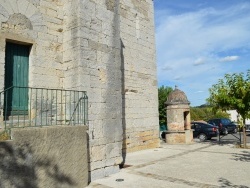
(216, 132, 250, 145)
(87, 141, 250, 188)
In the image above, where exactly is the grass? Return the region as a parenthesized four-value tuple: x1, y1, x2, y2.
(0, 130, 10, 141)
(235, 143, 250, 149)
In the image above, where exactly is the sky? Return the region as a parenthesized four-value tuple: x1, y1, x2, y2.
(154, 0, 250, 107)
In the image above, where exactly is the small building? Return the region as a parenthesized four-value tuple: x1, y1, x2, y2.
(227, 110, 250, 124)
(227, 110, 250, 131)
(164, 86, 193, 144)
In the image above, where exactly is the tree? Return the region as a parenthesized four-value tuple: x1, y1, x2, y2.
(207, 70, 250, 148)
(190, 106, 229, 121)
(158, 86, 173, 125)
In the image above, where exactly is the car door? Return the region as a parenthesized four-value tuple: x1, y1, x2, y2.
(195, 124, 202, 136)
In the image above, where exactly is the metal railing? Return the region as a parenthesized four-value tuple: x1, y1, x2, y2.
(0, 86, 88, 133)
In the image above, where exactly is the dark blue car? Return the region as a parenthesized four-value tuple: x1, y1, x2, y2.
(207, 118, 237, 135)
(191, 121, 218, 141)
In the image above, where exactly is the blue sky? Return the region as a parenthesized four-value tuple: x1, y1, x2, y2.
(154, 0, 250, 107)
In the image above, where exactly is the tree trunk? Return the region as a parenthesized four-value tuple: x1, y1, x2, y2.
(243, 119, 247, 148)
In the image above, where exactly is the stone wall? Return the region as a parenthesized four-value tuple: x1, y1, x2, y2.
(0, 0, 159, 181)
(166, 132, 186, 144)
(119, 0, 159, 153)
(62, 1, 124, 180)
(62, 0, 159, 180)
(0, 126, 88, 188)
(0, 0, 64, 90)
(165, 130, 193, 144)
(167, 104, 190, 131)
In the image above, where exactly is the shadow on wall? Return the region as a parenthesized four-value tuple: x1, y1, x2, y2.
(120, 38, 126, 168)
(218, 178, 249, 188)
(0, 142, 76, 188)
(86, 132, 91, 183)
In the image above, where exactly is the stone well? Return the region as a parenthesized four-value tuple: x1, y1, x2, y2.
(164, 86, 193, 144)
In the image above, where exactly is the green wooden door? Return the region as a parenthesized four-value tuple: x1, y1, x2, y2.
(4, 42, 30, 115)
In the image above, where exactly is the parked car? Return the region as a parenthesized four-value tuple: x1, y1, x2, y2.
(207, 118, 237, 135)
(191, 121, 218, 141)
(246, 124, 250, 132)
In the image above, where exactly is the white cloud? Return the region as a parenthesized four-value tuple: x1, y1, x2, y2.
(174, 76, 182, 80)
(162, 65, 173, 71)
(193, 58, 205, 66)
(155, 2, 250, 106)
(219, 56, 239, 62)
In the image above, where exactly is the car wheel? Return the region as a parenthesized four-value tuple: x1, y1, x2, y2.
(223, 128, 228, 135)
(198, 133, 207, 141)
(233, 128, 237, 134)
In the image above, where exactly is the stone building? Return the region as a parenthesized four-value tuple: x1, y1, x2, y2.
(0, 0, 159, 181)
(165, 86, 193, 144)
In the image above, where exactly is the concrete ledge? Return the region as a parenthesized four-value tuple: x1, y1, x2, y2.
(0, 126, 88, 188)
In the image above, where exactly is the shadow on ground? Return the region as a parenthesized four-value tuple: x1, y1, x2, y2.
(231, 150, 250, 162)
(0, 142, 75, 188)
(219, 178, 249, 188)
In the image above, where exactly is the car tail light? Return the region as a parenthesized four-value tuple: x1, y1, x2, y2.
(212, 127, 217, 132)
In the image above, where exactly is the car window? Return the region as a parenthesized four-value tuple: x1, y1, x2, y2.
(207, 123, 214, 126)
(202, 124, 210, 128)
(222, 118, 230, 125)
(208, 120, 216, 125)
(205, 124, 213, 128)
(191, 123, 197, 129)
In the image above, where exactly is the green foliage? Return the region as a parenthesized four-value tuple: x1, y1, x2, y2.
(158, 85, 173, 125)
(207, 70, 250, 121)
(190, 106, 229, 121)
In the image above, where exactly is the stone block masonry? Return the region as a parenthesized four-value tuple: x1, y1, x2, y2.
(119, 0, 160, 154)
(0, 0, 159, 182)
(0, 126, 88, 188)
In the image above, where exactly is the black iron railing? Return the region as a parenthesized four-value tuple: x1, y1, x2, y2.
(0, 86, 88, 133)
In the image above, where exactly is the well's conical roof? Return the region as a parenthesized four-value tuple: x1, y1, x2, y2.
(165, 86, 190, 105)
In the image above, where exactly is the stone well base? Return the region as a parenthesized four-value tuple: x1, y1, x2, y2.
(165, 130, 193, 144)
